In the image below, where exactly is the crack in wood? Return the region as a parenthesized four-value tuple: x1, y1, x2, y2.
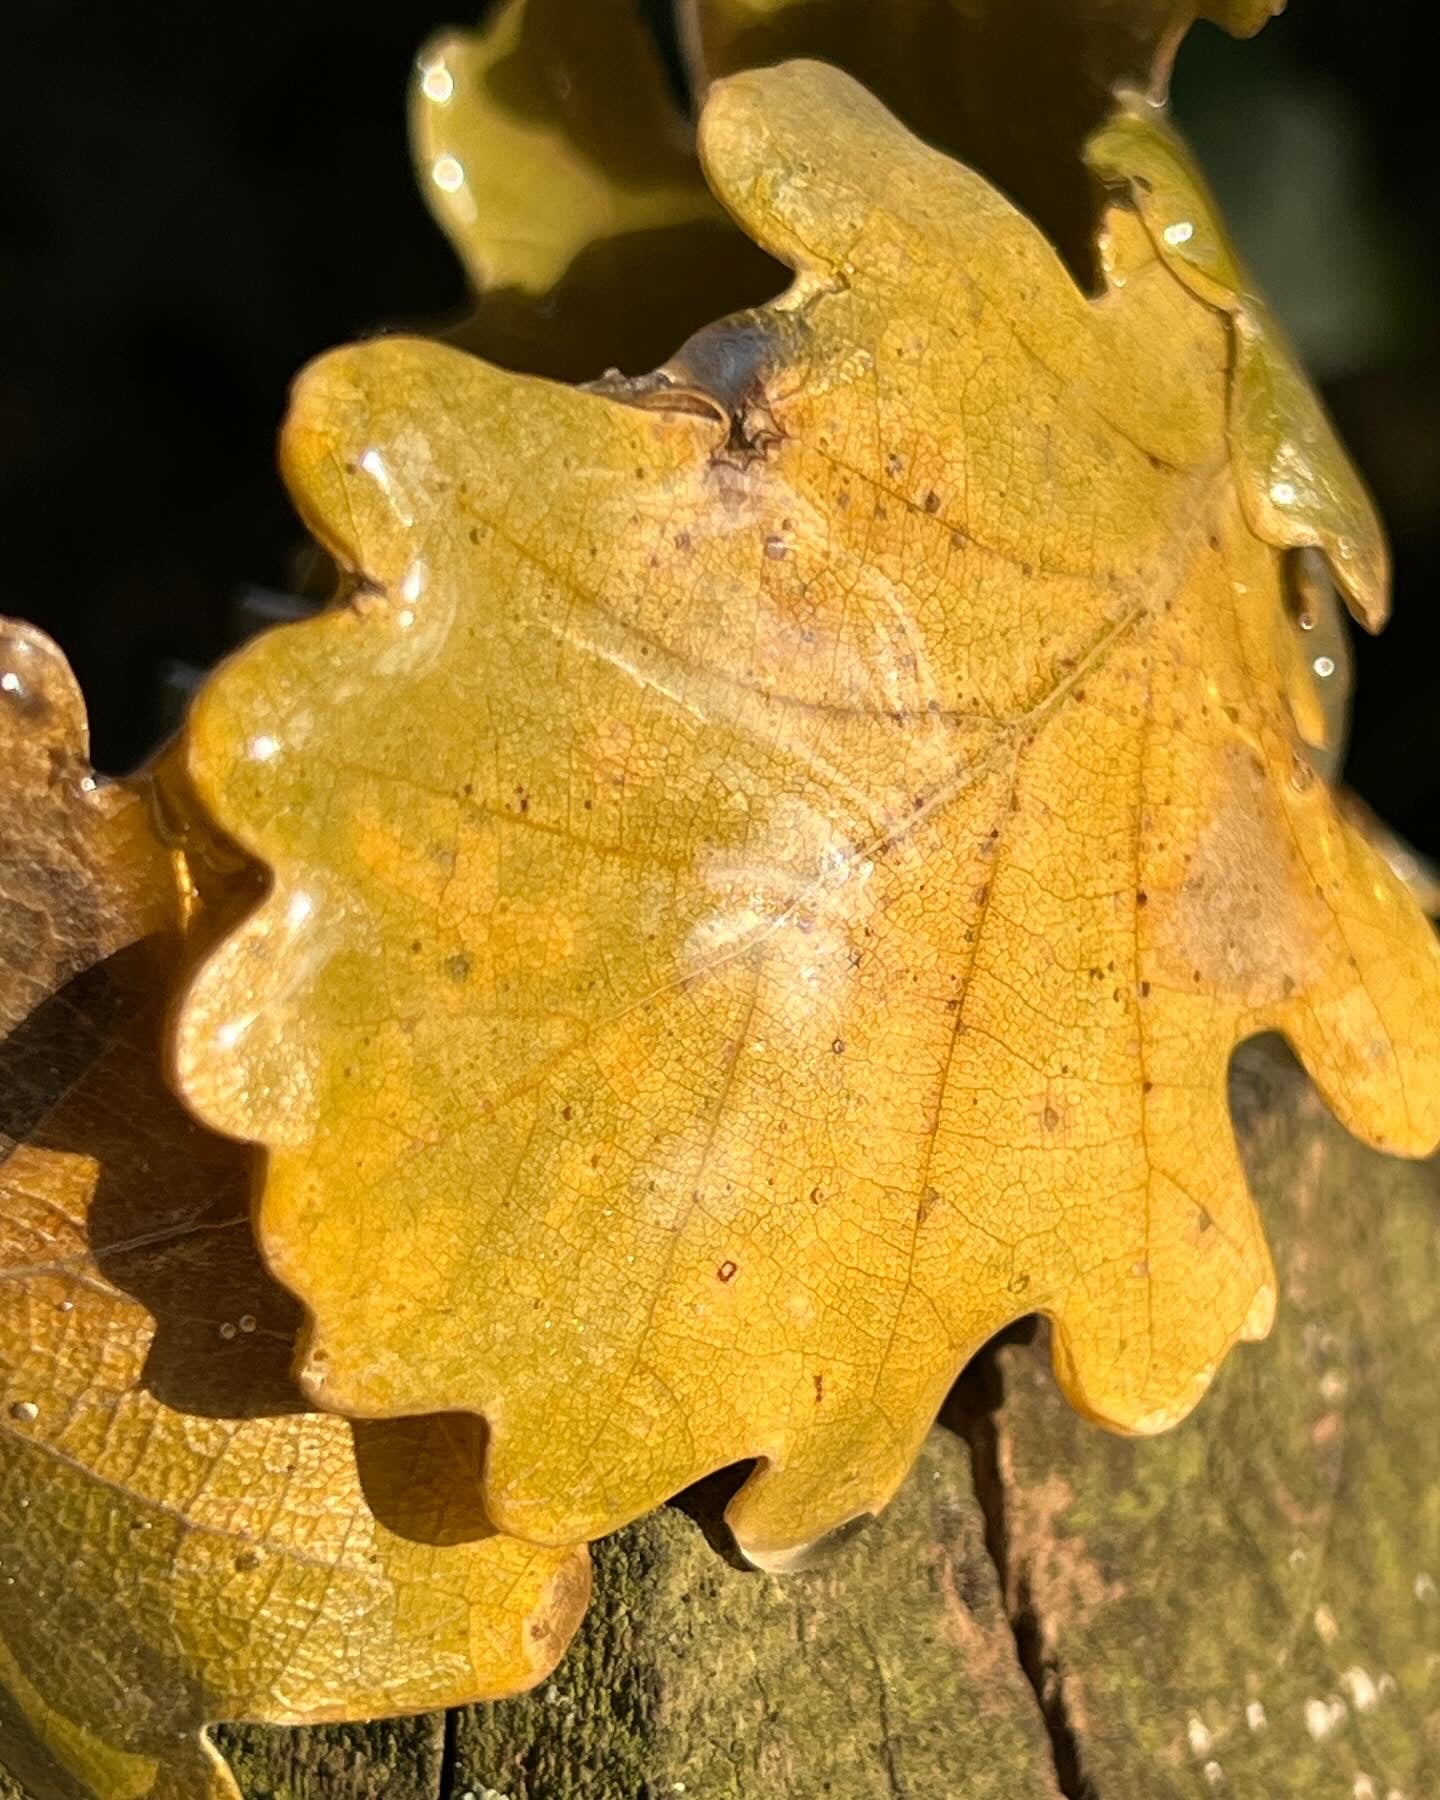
(949, 1339, 1099, 1800)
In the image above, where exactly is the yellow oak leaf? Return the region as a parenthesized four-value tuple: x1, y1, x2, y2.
(174, 62, 1440, 1570)
(682, 0, 1285, 272)
(0, 622, 588, 1800)
(411, 0, 780, 379)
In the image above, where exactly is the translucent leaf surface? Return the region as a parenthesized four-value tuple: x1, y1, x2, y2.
(177, 64, 1440, 1569)
(0, 624, 588, 1800)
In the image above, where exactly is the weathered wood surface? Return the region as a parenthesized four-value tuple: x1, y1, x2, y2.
(4, 1045, 1436, 1799)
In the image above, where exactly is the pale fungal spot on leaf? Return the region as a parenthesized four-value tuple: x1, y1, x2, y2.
(1313, 1604, 1339, 1643)
(1245, 1701, 1267, 1732)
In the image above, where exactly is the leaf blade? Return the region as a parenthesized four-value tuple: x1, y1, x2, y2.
(177, 62, 1440, 1567)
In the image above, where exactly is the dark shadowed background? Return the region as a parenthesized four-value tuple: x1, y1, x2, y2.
(1, 1, 1435, 858)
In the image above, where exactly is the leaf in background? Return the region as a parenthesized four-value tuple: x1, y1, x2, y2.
(410, 0, 780, 379)
(680, 0, 1286, 273)
(0, 622, 588, 1800)
(175, 63, 1439, 1571)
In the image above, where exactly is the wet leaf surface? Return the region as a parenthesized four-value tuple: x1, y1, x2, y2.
(175, 63, 1440, 1570)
